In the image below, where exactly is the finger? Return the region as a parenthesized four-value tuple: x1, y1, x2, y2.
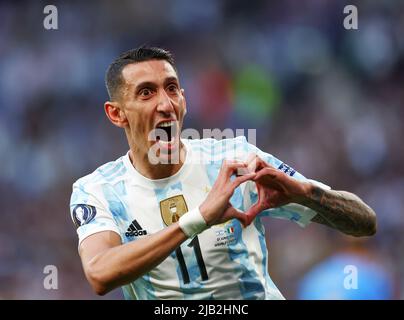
(217, 160, 243, 183)
(253, 167, 277, 181)
(225, 206, 248, 227)
(235, 160, 252, 176)
(246, 153, 269, 173)
(234, 211, 249, 228)
(243, 204, 263, 227)
(221, 159, 244, 169)
(246, 154, 259, 173)
(230, 172, 256, 190)
(223, 161, 248, 177)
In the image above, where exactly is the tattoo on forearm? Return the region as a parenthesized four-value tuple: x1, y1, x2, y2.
(305, 186, 376, 237)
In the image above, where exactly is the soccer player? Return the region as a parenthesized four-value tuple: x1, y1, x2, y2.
(69, 47, 377, 299)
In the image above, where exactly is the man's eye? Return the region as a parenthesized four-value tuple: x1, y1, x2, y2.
(140, 88, 152, 96)
(167, 84, 179, 93)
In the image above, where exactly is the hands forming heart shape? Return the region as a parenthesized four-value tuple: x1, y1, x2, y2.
(199, 154, 311, 229)
(239, 154, 310, 227)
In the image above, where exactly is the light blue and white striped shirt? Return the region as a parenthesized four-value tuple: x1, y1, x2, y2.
(70, 136, 327, 300)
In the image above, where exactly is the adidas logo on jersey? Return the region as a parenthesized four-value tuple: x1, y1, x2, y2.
(125, 220, 148, 237)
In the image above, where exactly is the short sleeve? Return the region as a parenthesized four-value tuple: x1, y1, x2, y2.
(70, 180, 121, 246)
(242, 138, 331, 228)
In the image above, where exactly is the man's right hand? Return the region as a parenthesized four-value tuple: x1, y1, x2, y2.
(199, 160, 256, 227)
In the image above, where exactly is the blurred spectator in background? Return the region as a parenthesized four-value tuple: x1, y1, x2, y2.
(0, 0, 403, 299)
(297, 238, 395, 299)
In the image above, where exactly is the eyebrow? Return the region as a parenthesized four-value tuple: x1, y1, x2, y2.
(164, 76, 179, 85)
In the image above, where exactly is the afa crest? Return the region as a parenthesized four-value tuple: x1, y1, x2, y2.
(160, 195, 188, 226)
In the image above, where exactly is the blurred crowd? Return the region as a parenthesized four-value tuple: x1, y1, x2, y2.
(0, 0, 403, 299)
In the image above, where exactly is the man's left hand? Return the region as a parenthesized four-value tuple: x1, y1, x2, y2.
(241, 154, 311, 227)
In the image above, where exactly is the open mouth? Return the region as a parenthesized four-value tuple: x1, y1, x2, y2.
(154, 120, 178, 143)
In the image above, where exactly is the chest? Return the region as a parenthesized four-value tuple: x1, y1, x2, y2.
(109, 167, 248, 242)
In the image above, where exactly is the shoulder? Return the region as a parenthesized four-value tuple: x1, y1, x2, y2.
(184, 135, 247, 147)
(183, 136, 250, 159)
(71, 155, 128, 196)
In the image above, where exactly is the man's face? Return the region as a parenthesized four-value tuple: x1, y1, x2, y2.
(119, 59, 186, 163)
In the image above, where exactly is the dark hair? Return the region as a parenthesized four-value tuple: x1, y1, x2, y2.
(105, 46, 176, 100)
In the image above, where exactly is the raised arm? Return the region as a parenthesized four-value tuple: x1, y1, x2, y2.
(242, 155, 377, 237)
(78, 161, 255, 295)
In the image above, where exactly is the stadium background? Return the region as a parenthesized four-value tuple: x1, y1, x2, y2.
(0, 0, 403, 299)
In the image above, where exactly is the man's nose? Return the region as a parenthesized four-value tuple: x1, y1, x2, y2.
(156, 90, 175, 114)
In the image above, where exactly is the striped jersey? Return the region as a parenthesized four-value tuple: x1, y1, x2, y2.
(69, 136, 326, 300)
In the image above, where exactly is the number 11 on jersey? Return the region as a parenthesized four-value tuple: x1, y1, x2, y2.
(175, 235, 208, 284)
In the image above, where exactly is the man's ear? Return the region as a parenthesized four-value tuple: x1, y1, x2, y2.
(104, 101, 128, 128)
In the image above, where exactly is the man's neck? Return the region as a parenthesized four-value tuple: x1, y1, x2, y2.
(129, 143, 187, 180)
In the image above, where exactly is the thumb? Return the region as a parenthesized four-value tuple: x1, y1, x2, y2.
(223, 205, 248, 227)
(243, 203, 263, 227)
